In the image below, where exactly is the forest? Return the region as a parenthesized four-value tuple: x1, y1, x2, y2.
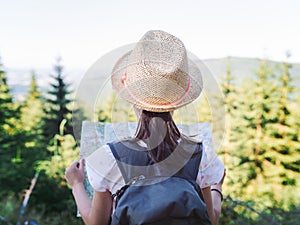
(0, 56, 299, 225)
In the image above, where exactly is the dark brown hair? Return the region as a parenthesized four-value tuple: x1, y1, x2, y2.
(135, 110, 181, 162)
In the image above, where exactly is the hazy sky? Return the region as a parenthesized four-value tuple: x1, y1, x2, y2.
(0, 0, 299, 71)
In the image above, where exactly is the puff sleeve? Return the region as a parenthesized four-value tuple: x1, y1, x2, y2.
(86, 145, 125, 193)
(194, 123, 225, 188)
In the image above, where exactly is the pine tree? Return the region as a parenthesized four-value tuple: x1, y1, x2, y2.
(0, 58, 26, 197)
(219, 60, 241, 185)
(262, 58, 300, 206)
(37, 119, 80, 186)
(42, 58, 73, 142)
(18, 71, 47, 169)
(20, 71, 44, 134)
(230, 59, 300, 208)
(34, 119, 80, 212)
(0, 58, 14, 160)
(230, 60, 278, 203)
(0, 59, 17, 143)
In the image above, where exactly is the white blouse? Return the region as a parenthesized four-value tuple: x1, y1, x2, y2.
(86, 123, 225, 194)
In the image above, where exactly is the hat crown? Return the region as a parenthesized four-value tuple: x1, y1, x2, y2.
(125, 30, 190, 106)
(127, 30, 188, 76)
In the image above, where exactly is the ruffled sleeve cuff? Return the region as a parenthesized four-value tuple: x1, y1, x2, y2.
(197, 156, 225, 188)
(193, 123, 225, 188)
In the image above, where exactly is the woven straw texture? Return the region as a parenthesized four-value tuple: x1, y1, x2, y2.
(111, 30, 203, 112)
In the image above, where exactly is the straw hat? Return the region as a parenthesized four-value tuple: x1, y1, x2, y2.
(111, 30, 203, 112)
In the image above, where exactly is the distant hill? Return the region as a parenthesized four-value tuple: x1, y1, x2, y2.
(5, 57, 300, 101)
(203, 57, 300, 85)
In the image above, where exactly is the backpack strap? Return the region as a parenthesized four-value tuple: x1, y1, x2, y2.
(108, 139, 203, 183)
(173, 141, 202, 181)
(108, 140, 153, 183)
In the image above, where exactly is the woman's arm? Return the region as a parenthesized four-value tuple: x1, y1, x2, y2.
(202, 187, 221, 225)
(201, 170, 225, 225)
(65, 160, 112, 225)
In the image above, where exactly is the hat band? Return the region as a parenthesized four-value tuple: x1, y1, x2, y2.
(121, 71, 191, 107)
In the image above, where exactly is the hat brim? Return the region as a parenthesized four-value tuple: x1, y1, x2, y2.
(111, 50, 203, 112)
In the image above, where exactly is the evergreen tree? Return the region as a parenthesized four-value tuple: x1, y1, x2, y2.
(219, 61, 241, 183)
(18, 71, 47, 174)
(0, 58, 17, 145)
(230, 60, 277, 202)
(291, 93, 300, 145)
(0, 58, 14, 171)
(20, 71, 44, 135)
(0, 58, 26, 197)
(38, 119, 80, 186)
(230, 59, 299, 208)
(35, 119, 80, 212)
(262, 59, 300, 206)
(42, 58, 73, 142)
(4, 71, 50, 203)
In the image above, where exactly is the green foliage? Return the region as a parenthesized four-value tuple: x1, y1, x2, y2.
(42, 58, 73, 141)
(0, 194, 19, 223)
(220, 59, 300, 209)
(0, 60, 30, 198)
(0, 58, 80, 221)
(30, 119, 80, 215)
(20, 71, 45, 134)
(0, 194, 84, 225)
(37, 119, 80, 186)
(18, 71, 47, 167)
(219, 62, 240, 167)
(221, 196, 300, 225)
(0, 59, 19, 145)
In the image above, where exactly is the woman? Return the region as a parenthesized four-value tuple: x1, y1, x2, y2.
(65, 30, 225, 225)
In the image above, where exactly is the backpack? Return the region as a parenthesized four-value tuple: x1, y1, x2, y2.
(108, 139, 211, 225)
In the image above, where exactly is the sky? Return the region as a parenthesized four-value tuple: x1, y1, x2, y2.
(0, 0, 299, 71)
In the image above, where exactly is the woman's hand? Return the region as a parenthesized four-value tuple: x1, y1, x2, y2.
(65, 159, 113, 225)
(65, 159, 85, 187)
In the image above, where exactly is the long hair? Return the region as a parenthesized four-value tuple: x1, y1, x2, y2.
(135, 110, 181, 162)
